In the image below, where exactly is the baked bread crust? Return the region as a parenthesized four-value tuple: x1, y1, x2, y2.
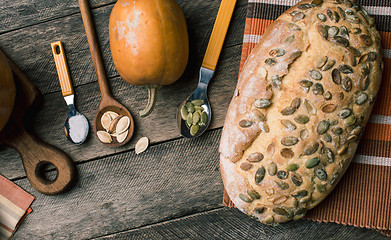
(219, 0, 382, 224)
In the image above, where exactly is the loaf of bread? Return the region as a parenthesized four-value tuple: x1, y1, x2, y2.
(219, 0, 382, 224)
(0, 50, 15, 132)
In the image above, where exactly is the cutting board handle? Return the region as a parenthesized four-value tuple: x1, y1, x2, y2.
(8, 129, 78, 195)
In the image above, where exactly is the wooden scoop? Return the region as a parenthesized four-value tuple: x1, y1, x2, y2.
(78, 0, 134, 147)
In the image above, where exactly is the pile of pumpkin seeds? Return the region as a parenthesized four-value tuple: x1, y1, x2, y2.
(97, 111, 130, 144)
(180, 99, 208, 136)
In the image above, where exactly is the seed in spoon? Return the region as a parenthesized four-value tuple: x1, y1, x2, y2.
(108, 115, 123, 134)
(117, 130, 128, 143)
(101, 112, 113, 131)
(116, 116, 130, 135)
(180, 106, 188, 120)
(191, 99, 204, 106)
(135, 137, 149, 154)
(190, 125, 200, 136)
(97, 131, 112, 143)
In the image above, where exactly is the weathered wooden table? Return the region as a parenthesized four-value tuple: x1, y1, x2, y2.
(0, 0, 388, 239)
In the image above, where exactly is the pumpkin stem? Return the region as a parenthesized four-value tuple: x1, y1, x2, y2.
(140, 85, 161, 117)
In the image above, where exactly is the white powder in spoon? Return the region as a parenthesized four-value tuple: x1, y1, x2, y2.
(68, 114, 89, 144)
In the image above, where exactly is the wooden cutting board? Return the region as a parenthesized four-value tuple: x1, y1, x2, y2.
(0, 48, 77, 195)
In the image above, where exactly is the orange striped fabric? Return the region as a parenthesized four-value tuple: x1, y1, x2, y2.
(223, 0, 391, 236)
(0, 175, 34, 240)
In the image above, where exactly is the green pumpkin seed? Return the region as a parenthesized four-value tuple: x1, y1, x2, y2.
(191, 99, 204, 106)
(298, 3, 313, 9)
(265, 58, 277, 66)
(281, 107, 296, 116)
(286, 164, 299, 171)
(332, 68, 342, 84)
(180, 106, 189, 120)
(273, 207, 288, 216)
(186, 113, 193, 127)
(328, 26, 339, 37)
(275, 180, 290, 190)
(281, 136, 299, 146)
(361, 75, 370, 91)
(316, 56, 328, 69)
(304, 142, 319, 155)
(313, 83, 324, 95)
(291, 98, 301, 109)
(247, 152, 264, 162)
(186, 102, 195, 113)
(193, 112, 200, 125)
(255, 166, 266, 184)
(324, 91, 332, 100)
(240, 162, 253, 171)
(291, 173, 303, 186)
(342, 77, 353, 92)
(331, 126, 343, 135)
(288, 23, 301, 31)
(360, 34, 373, 46)
(254, 98, 271, 109)
(317, 13, 327, 22)
(239, 120, 253, 128)
(339, 108, 352, 119)
(292, 190, 308, 198)
(268, 163, 277, 176)
(317, 120, 330, 135)
(277, 170, 288, 180)
(327, 9, 333, 19)
(269, 48, 286, 57)
(339, 65, 354, 74)
(306, 157, 320, 168)
(317, 25, 328, 39)
(194, 106, 204, 112)
(322, 103, 337, 113)
(340, 26, 349, 36)
(281, 120, 296, 131)
(337, 6, 346, 19)
(294, 115, 309, 124)
(289, 51, 302, 61)
(292, 12, 305, 22)
(265, 216, 274, 224)
(239, 193, 252, 203)
(316, 184, 326, 193)
(281, 148, 294, 159)
(323, 133, 332, 142)
(200, 112, 208, 125)
(330, 119, 339, 126)
(284, 35, 295, 44)
(190, 124, 199, 136)
(329, 173, 339, 185)
(271, 75, 282, 89)
(345, 115, 357, 126)
(300, 129, 308, 140)
(322, 59, 336, 71)
(310, 69, 322, 80)
(254, 207, 266, 214)
(315, 168, 328, 181)
(355, 92, 368, 105)
(251, 109, 265, 121)
(347, 46, 361, 57)
(304, 99, 317, 115)
(248, 190, 261, 200)
(331, 36, 350, 47)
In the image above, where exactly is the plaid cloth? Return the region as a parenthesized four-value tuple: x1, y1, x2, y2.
(0, 175, 34, 240)
(223, 0, 391, 236)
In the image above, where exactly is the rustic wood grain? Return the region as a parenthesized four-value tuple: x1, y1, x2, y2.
(94, 208, 389, 240)
(0, 44, 242, 180)
(0, 0, 247, 95)
(10, 129, 384, 239)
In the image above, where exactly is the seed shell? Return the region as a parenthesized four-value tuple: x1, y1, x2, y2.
(281, 148, 294, 159)
(135, 137, 149, 154)
(291, 173, 303, 186)
(97, 131, 112, 144)
(240, 162, 253, 171)
(322, 59, 336, 71)
(281, 136, 299, 146)
(332, 68, 342, 84)
(254, 98, 271, 109)
(239, 120, 253, 128)
(322, 103, 337, 113)
(117, 130, 128, 143)
(281, 120, 297, 131)
(304, 99, 317, 115)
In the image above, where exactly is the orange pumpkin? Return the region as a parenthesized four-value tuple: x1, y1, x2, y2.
(0, 51, 16, 132)
(109, 0, 189, 117)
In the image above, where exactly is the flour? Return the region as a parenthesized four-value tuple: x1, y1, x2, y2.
(68, 114, 89, 144)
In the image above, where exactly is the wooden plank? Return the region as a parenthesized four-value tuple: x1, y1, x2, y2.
(94, 208, 389, 240)
(12, 129, 224, 239)
(0, 0, 247, 95)
(0, 0, 116, 35)
(0, 44, 242, 180)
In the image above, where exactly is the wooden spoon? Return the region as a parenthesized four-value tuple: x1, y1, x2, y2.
(78, 0, 134, 147)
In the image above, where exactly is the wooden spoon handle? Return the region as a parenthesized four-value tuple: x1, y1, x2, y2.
(51, 41, 74, 97)
(78, 0, 111, 98)
(7, 129, 77, 195)
(201, 0, 237, 71)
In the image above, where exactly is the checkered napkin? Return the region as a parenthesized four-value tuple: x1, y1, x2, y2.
(222, 0, 391, 236)
(0, 175, 34, 240)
